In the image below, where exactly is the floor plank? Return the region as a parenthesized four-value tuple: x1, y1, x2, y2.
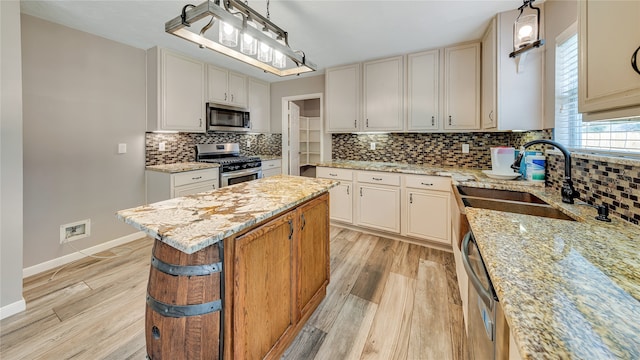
(0, 229, 468, 360)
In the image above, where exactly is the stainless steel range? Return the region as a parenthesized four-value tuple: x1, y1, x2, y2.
(196, 143, 262, 187)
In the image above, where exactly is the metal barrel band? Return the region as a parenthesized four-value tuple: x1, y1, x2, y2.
(151, 254, 222, 276)
(146, 295, 222, 318)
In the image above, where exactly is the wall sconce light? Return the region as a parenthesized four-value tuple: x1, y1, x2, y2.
(166, 0, 316, 77)
(509, 0, 544, 59)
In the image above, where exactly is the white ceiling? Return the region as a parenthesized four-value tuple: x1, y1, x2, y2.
(20, 0, 523, 83)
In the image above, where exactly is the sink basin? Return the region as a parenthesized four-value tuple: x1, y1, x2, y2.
(456, 186, 547, 204)
(455, 185, 575, 221)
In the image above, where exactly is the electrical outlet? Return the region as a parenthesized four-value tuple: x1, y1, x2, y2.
(60, 219, 91, 244)
(370, 142, 376, 150)
(462, 144, 470, 154)
(118, 143, 127, 154)
(159, 142, 166, 151)
(247, 139, 251, 147)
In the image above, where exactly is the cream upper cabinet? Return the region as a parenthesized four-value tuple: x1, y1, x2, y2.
(579, 0, 640, 118)
(247, 77, 270, 133)
(363, 56, 404, 131)
(326, 63, 361, 132)
(207, 64, 247, 107)
(481, 11, 544, 131)
(444, 43, 481, 130)
(147, 47, 206, 132)
(407, 50, 440, 131)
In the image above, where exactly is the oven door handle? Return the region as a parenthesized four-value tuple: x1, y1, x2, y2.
(220, 168, 262, 179)
(462, 231, 497, 309)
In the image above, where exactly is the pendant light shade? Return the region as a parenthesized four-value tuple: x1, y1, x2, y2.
(219, 21, 238, 47)
(508, 0, 544, 59)
(240, 21, 258, 55)
(257, 32, 273, 63)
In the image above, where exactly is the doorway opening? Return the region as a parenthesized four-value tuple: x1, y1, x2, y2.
(281, 94, 330, 177)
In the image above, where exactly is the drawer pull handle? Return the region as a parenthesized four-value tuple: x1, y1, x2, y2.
(632, 45, 640, 75)
(421, 182, 433, 186)
(360, 188, 363, 197)
(372, 177, 383, 181)
(192, 176, 202, 180)
(410, 193, 413, 204)
(431, 116, 435, 126)
(346, 185, 350, 195)
(329, 173, 338, 176)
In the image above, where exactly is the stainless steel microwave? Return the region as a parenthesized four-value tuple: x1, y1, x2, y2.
(206, 103, 251, 132)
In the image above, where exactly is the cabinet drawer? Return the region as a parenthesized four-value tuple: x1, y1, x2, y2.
(404, 175, 450, 192)
(356, 171, 400, 186)
(317, 167, 353, 181)
(173, 169, 218, 187)
(262, 159, 282, 170)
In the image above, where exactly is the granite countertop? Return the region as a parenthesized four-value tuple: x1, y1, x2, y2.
(317, 159, 640, 359)
(257, 155, 282, 161)
(116, 175, 337, 254)
(146, 162, 219, 173)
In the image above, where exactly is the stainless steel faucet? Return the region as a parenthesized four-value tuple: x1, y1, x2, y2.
(511, 139, 579, 204)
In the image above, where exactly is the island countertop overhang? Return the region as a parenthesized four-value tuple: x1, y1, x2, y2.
(116, 175, 338, 254)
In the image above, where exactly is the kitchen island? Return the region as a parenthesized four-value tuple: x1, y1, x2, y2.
(117, 175, 337, 360)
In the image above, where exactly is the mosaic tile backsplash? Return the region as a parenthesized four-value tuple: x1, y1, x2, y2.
(331, 131, 552, 168)
(547, 153, 640, 225)
(146, 132, 282, 165)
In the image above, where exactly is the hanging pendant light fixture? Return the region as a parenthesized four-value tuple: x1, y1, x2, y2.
(509, 0, 544, 58)
(166, 0, 316, 76)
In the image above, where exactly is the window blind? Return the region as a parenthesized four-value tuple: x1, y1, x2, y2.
(554, 28, 640, 155)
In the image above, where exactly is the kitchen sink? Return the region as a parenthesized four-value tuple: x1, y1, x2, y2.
(455, 185, 575, 221)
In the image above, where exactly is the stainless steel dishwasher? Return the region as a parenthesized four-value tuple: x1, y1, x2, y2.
(462, 231, 509, 360)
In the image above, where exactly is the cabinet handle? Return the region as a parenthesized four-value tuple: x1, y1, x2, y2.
(632, 45, 640, 75)
(410, 193, 413, 204)
(366, 119, 369, 128)
(354, 119, 357, 128)
(224, 93, 228, 101)
(192, 176, 202, 180)
(231, 94, 234, 102)
(199, 119, 202, 127)
(329, 173, 338, 177)
(431, 116, 435, 126)
(421, 182, 433, 186)
(301, 213, 306, 230)
(372, 177, 382, 181)
(288, 219, 293, 240)
(489, 110, 494, 122)
(449, 116, 452, 126)
(346, 185, 350, 195)
(360, 188, 363, 197)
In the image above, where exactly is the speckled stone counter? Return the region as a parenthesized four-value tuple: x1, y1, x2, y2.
(117, 175, 337, 254)
(257, 155, 282, 161)
(317, 159, 640, 359)
(146, 162, 219, 173)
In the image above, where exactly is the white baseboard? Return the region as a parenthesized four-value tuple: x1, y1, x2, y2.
(22, 231, 146, 278)
(0, 298, 26, 320)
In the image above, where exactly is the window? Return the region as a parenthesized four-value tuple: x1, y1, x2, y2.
(554, 24, 640, 156)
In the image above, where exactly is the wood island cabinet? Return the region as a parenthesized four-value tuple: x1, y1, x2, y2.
(227, 193, 329, 360)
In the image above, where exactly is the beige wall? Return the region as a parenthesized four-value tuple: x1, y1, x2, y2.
(21, 15, 146, 268)
(543, 0, 578, 129)
(1, 0, 25, 317)
(269, 74, 325, 133)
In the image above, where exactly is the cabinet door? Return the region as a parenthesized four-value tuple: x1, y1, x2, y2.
(163, 51, 206, 131)
(228, 72, 247, 106)
(234, 212, 294, 360)
(481, 19, 497, 130)
(407, 50, 440, 131)
(172, 181, 217, 198)
(296, 194, 330, 318)
(363, 56, 404, 131)
(248, 78, 271, 133)
(326, 64, 361, 132)
(357, 184, 400, 233)
(405, 190, 450, 244)
(444, 43, 480, 130)
(328, 182, 353, 224)
(207, 64, 229, 104)
(579, 0, 640, 114)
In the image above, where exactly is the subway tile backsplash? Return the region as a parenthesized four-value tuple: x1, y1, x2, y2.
(145, 132, 282, 165)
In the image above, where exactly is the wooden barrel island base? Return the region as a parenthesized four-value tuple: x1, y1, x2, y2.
(116, 176, 337, 360)
(146, 240, 223, 360)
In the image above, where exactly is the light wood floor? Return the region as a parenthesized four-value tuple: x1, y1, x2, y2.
(1, 227, 467, 360)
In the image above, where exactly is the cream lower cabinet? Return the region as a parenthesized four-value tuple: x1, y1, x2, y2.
(261, 159, 282, 178)
(402, 175, 450, 244)
(146, 168, 219, 204)
(356, 172, 401, 233)
(316, 167, 354, 224)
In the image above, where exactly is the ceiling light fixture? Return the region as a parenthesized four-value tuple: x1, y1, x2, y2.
(166, 0, 316, 76)
(509, 0, 544, 59)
